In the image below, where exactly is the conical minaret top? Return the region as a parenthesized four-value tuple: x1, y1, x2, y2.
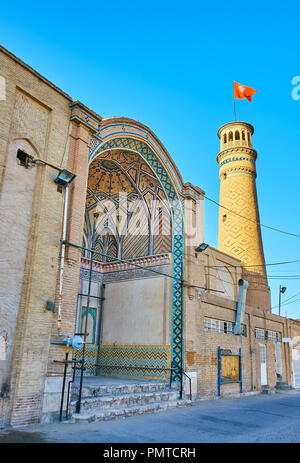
(217, 121, 271, 310)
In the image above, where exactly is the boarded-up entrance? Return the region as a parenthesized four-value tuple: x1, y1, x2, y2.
(218, 347, 242, 395)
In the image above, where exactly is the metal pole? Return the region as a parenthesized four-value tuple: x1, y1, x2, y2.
(180, 368, 183, 399)
(57, 184, 69, 332)
(234, 98, 237, 121)
(218, 346, 221, 396)
(179, 278, 184, 399)
(95, 283, 105, 376)
(233, 83, 237, 121)
(76, 212, 99, 414)
(239, 348, 242, 393)
(169, 367, 173, 390)
(279, 285, 282, 316)
(59, 347, 69, 421)
(66, 359, 78, 420)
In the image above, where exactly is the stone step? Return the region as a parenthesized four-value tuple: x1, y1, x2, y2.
(70, 390, 180, 413)
(261, 388, 276, 395)
(71, 382, 178, 400)
(71, 399, 192, 423)
(275, 382, 292, 390)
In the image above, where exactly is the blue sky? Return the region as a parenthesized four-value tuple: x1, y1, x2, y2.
(1, 1, 299, 317)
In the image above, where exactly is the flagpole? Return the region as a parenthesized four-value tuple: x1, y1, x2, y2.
(233, 82, 237, 121)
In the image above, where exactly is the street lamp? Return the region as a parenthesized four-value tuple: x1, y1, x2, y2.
(278, 285, 287, 316)
(54, 169, 76, 186)
(195, 243, 209, 253)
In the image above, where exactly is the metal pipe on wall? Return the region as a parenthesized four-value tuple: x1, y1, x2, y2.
(76, 212, 98, 414)
(95, 283, 106, 376)
(57, 185, 69, 332)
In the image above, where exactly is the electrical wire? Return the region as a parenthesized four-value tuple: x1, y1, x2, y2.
(270, 291, 300, 310)
(205, 195, 300, 238)
(271, 297, 300, 310)
(204, 259, 300, 269)
(210, 266, 300, 280)
(66, 240, 224, 293)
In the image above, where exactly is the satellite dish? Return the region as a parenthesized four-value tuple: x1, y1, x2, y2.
(71, 335, 84, 350)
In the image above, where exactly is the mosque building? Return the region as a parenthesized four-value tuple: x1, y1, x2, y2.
(0, 45, 300, 427)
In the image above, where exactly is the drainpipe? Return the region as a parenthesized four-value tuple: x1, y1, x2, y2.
(57, 185, 69, 332)
(233, 279, 248, 335)
(248, 313, 254, 390)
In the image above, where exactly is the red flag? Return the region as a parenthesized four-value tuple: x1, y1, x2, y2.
(234, 81, 258, 102)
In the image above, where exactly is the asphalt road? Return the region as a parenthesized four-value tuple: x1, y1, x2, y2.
(1, 390, 300, 444)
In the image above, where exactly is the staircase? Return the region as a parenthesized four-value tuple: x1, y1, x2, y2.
(69, 380, 192, 423)
(275, 381, 292, 391)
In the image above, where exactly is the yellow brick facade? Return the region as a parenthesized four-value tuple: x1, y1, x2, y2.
(217, 122, 270, 310)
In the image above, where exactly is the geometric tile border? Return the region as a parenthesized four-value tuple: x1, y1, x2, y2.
(73, 345, 171, 381)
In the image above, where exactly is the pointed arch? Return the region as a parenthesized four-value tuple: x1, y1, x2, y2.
(88, 133, 184, 380)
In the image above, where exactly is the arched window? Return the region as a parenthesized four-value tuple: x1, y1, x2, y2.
(228, 131, 233, 141)
(247, 132, 251, 144)
(242, 131, 246, 140)
(223, 133, 227, 144)
(235, 130, 240, 140)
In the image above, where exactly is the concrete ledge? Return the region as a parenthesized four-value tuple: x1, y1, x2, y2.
(197, 391, 261, 402)
(72, 413, 96, 423)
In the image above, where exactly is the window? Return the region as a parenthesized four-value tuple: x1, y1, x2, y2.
(235, 130, 240, 140)
(223, 134, 227, 143)
(268, 331, 282, 342)
(228, 131, 233, 141)
(204, 317, 218, 332)
(204, 318, 247, 336)
(255, 328, 282, 342)
(255, 328, 265, 340)
(242, 131, 246, 140)
(81, 307, 97, 344)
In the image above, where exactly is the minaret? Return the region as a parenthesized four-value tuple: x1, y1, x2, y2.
(217, 121, 270, 310)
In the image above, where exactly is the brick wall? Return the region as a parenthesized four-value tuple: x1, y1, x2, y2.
(183, 247, 292, 399)
(0, 46, 72, 426)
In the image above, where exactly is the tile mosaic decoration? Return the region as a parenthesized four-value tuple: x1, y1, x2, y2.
(97, 345, 171, 381)
(87, 136, 184, 381)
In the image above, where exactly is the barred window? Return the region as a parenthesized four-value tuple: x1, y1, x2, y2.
(255, 328, 282, 342)
(204, 318, 219, 332)
(268, 330, 282, 342)
(204, 318, 246, 336)
(255, 328, 265, 340)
